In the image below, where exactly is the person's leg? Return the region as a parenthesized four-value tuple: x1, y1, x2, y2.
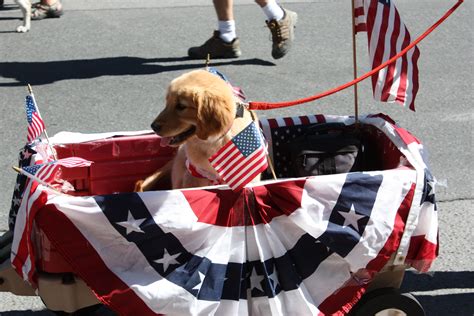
(255, 0, 298, 59)
(213, 0, 236, 43)
(187, 0, 241, 59)
(255, 0, 284, 21)
(213, 0, 233, 21)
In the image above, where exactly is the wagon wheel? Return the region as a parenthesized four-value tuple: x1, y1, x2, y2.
(350, 287, 425, 316)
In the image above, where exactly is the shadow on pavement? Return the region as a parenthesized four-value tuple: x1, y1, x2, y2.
(401, 270, 474, 316)
(0, 305, 117, 316)
(0, 57, 275, 86)
(0, 4, 19, 12)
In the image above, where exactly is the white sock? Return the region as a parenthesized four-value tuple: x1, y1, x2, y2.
(218, 20, 236, 43)
(262, 2, 284, 21)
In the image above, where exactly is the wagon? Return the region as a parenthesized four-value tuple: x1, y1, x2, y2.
(1, 0, 462, 312)
(0, 112, 438, 315)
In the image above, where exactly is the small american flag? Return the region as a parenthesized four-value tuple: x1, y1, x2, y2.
(209, 122, 267, 191)
(25, 95, 46, 142)
(22, 157, 92, 184)
(354, 0, 420, 110)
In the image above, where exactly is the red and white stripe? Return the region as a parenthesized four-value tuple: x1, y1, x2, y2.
(259, 114, 326, 162)
(210, 140, 267, 191)
(354, 0, 367, 33)
(27, 112, 45, 143)
(56, 157, 93, 168)
(356, 0, 420, 110)
(11, 181, 47, 284)
(35, 164, 61, 183)
(27, 157, 92, 184)
(34, 168, 416, 315)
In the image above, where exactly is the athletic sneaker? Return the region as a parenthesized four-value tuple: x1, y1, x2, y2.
(266, 8, 298, 59)
(188, 31, 242, 59)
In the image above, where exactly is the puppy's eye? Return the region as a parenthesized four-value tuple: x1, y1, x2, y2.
(176, 103, 186, 111)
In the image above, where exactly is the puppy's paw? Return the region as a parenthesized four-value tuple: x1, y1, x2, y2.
(16, 25, 30, 33)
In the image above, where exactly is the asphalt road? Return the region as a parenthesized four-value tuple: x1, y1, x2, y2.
(0, 0, 472, 315)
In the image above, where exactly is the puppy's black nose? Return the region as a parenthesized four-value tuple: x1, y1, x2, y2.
(151, 122, 161, 134)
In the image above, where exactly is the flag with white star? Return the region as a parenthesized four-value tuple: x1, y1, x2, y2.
(11, 114, 438, 315)
(209, 121, 268, 191)
(353, 0, 420, 110)
(32, 170, 415, 315)
(21, 157, 93, 184)
(25, 94, 46, 142)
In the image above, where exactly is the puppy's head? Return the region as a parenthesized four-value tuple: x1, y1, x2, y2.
(151, 70, 236, 147)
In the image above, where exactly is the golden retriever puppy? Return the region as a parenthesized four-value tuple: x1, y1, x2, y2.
(135, 69, 260, 191)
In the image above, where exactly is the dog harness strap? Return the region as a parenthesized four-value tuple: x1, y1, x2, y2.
(218, 102, 247, 142)
(235, 102, 245, 118)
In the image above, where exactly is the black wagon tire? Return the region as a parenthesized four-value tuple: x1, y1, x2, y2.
(49, 304, 105, 315)
(350, 287, 425, 316)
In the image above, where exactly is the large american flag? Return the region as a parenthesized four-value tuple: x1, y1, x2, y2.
(209, 122, 268, 192)
(25, 95, 46, 142)
(11, 115, 438, 314)
(354, 0, 420, 110)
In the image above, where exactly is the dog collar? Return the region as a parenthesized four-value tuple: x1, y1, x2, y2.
(216, 102, 248, 142)
(186, 159, 223, 184)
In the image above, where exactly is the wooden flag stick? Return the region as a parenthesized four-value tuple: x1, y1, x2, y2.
(350, 0, 360, 123)
(251, 111, 277, 180)
(27, 84, 58, 160)
(205, 54, 211, 70)
(266, 153, 278, 180)
(12, 166, 63, 194)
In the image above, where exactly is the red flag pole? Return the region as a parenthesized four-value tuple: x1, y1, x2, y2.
(351, 0, 359, 123)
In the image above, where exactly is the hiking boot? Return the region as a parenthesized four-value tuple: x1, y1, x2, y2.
(188, 31, 242, 59)
(266, 8, 298, 59)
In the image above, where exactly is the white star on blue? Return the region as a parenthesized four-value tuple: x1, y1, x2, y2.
(232, 123, 263, 157)
(22, 164, 41, 176)
(25, 95, 37, 124)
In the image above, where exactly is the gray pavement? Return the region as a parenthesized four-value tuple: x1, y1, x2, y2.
(0, 0, 473, 314)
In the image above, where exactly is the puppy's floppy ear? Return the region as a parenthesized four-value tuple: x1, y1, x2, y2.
(194, 89, 235, 140)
